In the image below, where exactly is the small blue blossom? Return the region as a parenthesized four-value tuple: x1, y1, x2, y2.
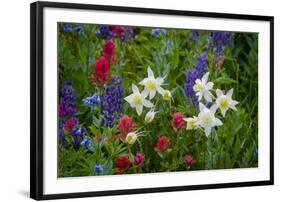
(63, 24, 72, 32)
(80, 137, 93, 150)
(82, 94, 101, 109)
(75, 25, 83, 34)
(211, 31, 232, 64)
(151, 28, 167, 38)
(94, 164, 104, 174)
(72, 127, 85, 146)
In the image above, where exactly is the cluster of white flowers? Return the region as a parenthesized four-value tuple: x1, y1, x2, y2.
(184, 72, 239, 137)
(124, 67, 172, 118)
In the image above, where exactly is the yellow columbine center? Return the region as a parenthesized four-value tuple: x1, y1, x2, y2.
(194, 82, 203, 92)
(220, 98, 229, 109)
(132, 95, 142, 106)
(146, 80, 157, 91)
(202, 112, 212, 125)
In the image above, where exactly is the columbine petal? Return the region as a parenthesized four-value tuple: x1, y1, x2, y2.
(156, 77, 164, 84)
(216, 89, 223, 97)
(136, 105, 143, 116)
(202, 72, 209, 84)
(156, 86, 164, 94)
(199, 103, 205, 111)
(147, 66, 154, 78)
(132, 84, 139, 94)
(143, 99, 153, 108)
(205, 126, 212, 136)
(226, 88, 233, 98)
(206, 82, 214, 90)
(141, 89, 149, 98)
(149, 90, 156, 99)
(215, 118, 223, 126)
(204, 91, 213, 102)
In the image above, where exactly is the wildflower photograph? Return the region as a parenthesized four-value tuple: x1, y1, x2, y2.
(58, 23, 258, 177)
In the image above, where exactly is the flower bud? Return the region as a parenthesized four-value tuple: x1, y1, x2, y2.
(125, 132, 138, 145)
(145, 110, 156, 123)
(162, 90, 172, 101)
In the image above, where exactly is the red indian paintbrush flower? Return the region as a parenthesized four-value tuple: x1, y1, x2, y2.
(172, 112, 186, 131)
(115, 155, 131, 174)
(184, 154, 196, 166)
(154, 136, 170, 152)
(110, 26, 124, 37)
(134, 152, 145, 167)
(90, 56, 111, 84)
(118, 115, 135, 135)
(63, 119, 78, 132)
(103, 40, 116, 64)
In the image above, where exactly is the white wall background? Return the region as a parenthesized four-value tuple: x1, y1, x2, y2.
(0, 0, 279, 201)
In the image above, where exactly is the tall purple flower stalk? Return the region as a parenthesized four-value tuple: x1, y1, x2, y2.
(100, 76, 124, 128)
(184, 52, 207, 106)
(211, 32, 232, 64)
(58, 81, 77, 118)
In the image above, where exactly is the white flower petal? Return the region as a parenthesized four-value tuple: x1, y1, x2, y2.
(156, 77, 164, 85)
(149, 90, 156, 99)
(215, 118, 223, 126)
(226, 88, 233, 98)
(216, 89, 223, 97)
(132, 84, 139, 94)
(199, 103, 205, 111)
(204, 91, 213, 102)
(205, 126, 212, 137)
(143, 99, 153, 108)
(156, 86, 164, 94)
(136, 105, 143, 116)
(221, 108, 227, 117)
(202, 72, 209, 84)
(210, 104, 218, 113)
(206, 82, 214, 90)
(147, 66, 154, 78)
(141, 89, 149, 98)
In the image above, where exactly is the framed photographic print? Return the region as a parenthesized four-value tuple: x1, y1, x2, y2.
(30, 1, 274, 200)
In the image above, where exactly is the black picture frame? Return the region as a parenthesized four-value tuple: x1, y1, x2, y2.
(30, 1, 274, 200)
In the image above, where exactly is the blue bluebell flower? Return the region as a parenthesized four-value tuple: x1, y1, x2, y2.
(80, 136, 93, 150)
(100, 76, 124, 128)
(151, 28, 167, 38)
(184, 52, 207, 106)
(94, 164, 104, 174)
(82, 94, 101, 109)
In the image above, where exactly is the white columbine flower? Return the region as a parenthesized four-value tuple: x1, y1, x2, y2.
(193, 72, 214, 102)
(215, 88, 239, 117)
(183, 116, 198, 130)
(145, 109, 157, 123)
(197, 103, 223, 137)
(124, 84, 153, 116)
(139, 66, 165, 99)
